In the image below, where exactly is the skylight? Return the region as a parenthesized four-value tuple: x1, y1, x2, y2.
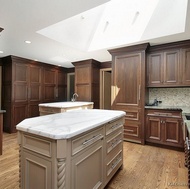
(37, 0, 188, 52)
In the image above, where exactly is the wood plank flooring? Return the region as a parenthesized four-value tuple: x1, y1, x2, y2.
(0, 132, 188, 189)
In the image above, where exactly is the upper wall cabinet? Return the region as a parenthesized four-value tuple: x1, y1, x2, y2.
(147, 50, 180, 87)
(147, 40, 190, 87)
(181, 48, 190, 85)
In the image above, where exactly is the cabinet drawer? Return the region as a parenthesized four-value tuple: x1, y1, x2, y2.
(146, 109, 182, 118)
(39, 106, 61, 114)
(124, 125, 139, 137)
(72, 127, 104, 156)
(125, 111, 139, 121)
(105, 118, 124, 136)
(106, 150, 122, 178)
(22, 134, 52, 158)
(106, 129, 123, 155)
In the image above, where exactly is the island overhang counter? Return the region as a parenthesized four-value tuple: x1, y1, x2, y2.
(17, 109, 125, 189)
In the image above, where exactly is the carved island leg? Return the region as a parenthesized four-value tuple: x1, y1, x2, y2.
(57, 158, 66, 189)
(19, 144, 21, 188)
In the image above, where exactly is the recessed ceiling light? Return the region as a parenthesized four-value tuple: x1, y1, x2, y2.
(25, 40, 31, 44)
(0, 51, 3, 53)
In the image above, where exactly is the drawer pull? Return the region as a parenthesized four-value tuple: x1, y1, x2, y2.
(126, 114, 135, 117)
(111, 124, 122, 130)
(111, 157, 122, 169)
(186, 137, 190, 150)
(126, 129, 134, 132)
(82, 134, 103, 146)
(111, 124, 118, 129)
(111, 139, 122, 148)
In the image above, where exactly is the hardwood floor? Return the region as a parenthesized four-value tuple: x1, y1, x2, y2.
(0, 133, 19, 189)
(0, 133, 188, 189)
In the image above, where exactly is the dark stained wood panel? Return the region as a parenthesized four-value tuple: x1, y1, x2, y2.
(147, 52, 163, 86)
(1, 55, 68, 133)
(182, 48, 190, 85)
(114, 54, 140, 106)
(164, 50, 179, 85)
(110, 43, 149, 144)
(73, 59, 100, 108)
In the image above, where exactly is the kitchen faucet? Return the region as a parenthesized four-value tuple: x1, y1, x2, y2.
(71, 93, 78, 102)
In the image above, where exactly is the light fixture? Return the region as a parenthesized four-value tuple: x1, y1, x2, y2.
(0, 51, 3, 53)
(25, 40, 31, 44)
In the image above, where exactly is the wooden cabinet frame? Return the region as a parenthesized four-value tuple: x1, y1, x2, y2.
(145, 109, 183, 148)
(147, 39, 190, 87)
(109, 43, 149, 144)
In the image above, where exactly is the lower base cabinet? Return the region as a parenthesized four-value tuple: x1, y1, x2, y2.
(72, 140, 103, 189)
(18, 117, 124, 189)
(145, 109, 183, 148)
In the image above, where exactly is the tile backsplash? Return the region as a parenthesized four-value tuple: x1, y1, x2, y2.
(149, 88, 190, 106)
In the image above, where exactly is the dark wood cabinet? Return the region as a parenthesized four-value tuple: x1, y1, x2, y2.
(147, 39, 190, 87)
(1, 56, 67, 133)
(146, 109, 183, 148)
(109, 43, 149, 144)
(72, 59, 100, 109)
(57, 69, 67, 101)
(181, 48, 190, 85)
(147, 50, 180, 87)
(43, 67, 57, 102)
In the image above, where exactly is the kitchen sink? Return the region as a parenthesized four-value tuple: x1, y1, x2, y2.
(186, 115, 190, 120)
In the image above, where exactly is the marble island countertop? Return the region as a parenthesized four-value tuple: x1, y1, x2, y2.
(16, 109, 125, 140)
(39, 101, 93, 108)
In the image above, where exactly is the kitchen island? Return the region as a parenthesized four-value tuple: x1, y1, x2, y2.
(16, 109, 125, 189)
(39, 101, 94, 116)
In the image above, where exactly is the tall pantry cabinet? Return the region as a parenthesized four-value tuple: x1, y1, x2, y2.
(72, 59, 100, 109)
(109, 43, 149, 144)
(1, 56, 67, 133)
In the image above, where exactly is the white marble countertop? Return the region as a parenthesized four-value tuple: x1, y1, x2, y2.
(39, 101, 94, 108)
(16, 109, 125, 139)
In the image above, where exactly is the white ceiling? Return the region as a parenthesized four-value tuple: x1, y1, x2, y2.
(0, 0, 190, 68)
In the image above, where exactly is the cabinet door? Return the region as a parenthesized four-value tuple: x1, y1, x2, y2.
(163, 118, 183, 147)
(163, 50, 179, 85)
(13, 63, 28, 103)
(57, 70, 67, 101)
(75, 66, 91, 102)
(112, 53, 143, 143)
(147, 52, 163, 86)
(43, 68, 56, 102)
(181, 48, 190, 85)
(112, 53, 141, 108)
(71, 140, 103, 189)
(13, 104, 28, 132)
(29, 65, 42, 102)
(146, 116, 161, 142)
(28, 65, 42, 117)
(22, 151, 52, 189)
